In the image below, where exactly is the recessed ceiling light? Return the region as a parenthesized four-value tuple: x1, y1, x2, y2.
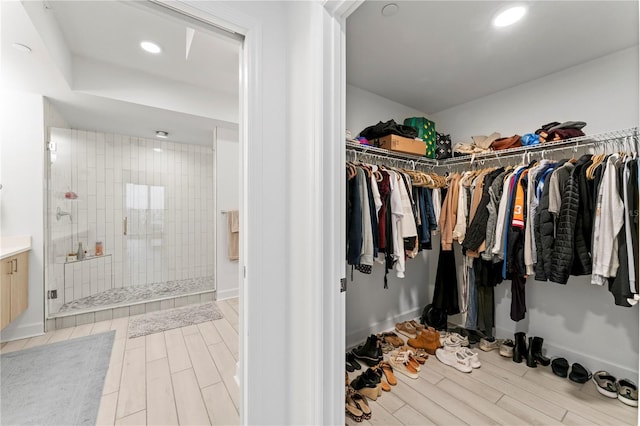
(493, 6, 526, 27)
(140, 41, 162, 54)
(381, 3, 399, 17)
(155, 131, 168, 138)
(12, 43, 32, 53)
(153, 148, 163, 152)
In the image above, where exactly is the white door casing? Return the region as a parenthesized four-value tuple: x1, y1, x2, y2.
(156, 1, 360, 423)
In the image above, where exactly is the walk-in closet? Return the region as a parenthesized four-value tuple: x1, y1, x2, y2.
(344, 2, 639, 424)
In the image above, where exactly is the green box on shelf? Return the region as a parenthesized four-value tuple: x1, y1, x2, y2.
(403, 117, 437, 158)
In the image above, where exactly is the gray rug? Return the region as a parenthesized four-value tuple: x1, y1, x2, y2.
(128, 302, 223, 338)
(1, 331, 115, 425)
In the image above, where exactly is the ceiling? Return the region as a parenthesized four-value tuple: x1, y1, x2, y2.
(347, 1, 639, 115)
(1, 1, 240, 145)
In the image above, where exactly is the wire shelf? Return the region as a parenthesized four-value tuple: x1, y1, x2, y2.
(346, 127, 638, 169)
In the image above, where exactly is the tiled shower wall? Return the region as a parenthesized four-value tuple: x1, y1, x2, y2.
(47, 128, 215, 314)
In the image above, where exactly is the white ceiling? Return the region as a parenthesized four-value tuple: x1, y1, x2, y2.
(1, 1, 240, 146)
(347, 1, 639, 115)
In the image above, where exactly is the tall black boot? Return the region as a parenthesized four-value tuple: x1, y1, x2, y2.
(526, 337, 537, 368)
(513, 332, 527, 363)
(531, 337, 551, 366)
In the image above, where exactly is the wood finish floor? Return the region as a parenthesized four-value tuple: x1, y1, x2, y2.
(1, 298, 240, 426)
(346, 345, 638, 426)
(2, 300, 637, 425)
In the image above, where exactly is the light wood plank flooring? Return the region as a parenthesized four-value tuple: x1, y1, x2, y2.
(346, 342, 638, 426)
(1, 299, 240, 426)
(3, 302, 638, 425)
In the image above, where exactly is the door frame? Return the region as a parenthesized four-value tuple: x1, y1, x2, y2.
(152, 1, 362, 423)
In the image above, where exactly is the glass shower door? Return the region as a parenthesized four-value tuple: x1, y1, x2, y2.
(124, 182, 165, 288)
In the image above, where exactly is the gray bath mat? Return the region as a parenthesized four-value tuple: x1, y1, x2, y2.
(128, 302, 223, 338)
(1, 331, 115, 425)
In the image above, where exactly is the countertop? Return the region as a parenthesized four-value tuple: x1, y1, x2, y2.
(1, 236, 31, 260)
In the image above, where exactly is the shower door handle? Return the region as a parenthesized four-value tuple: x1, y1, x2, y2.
(123, 217, 127, 236)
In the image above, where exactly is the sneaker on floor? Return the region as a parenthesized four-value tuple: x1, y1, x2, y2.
(499, 339, 515, 358)
(435, 348, 472, 373)
(617, 379, 638, 407)
(479, 337, 502, 352)
(459, 347, 481, 369)
(440, 332, 469, 347)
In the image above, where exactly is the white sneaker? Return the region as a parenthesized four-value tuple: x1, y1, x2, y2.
(479, 338, 502, 352)
(439, 332, 469, 347)
(459, 347, 481, 368)
(499, 339, 515, 357)
(435, 348, 472, 373)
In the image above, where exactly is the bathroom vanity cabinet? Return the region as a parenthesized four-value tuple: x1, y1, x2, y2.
(1, 249, 29, 330)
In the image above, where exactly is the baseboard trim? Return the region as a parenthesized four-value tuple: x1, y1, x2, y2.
(217, 288, 239, 301)
(495, 325, 638, 380)
(346, 307, 423, 349)
(0, 321, 45, 343)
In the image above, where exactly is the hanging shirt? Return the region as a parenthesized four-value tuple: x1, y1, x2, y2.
(387, 170, 407, 278)
(592, 155, 624, 286)
(357, 168, 374, 267)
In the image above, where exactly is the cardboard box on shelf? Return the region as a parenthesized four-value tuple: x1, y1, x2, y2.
(372, 134, 426, 156)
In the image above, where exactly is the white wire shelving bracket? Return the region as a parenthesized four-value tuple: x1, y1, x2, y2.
(346, 127, 639, 169)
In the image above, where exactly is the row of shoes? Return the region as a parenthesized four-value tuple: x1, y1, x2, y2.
(592, 371, 638, 407)
(481, 333, 638, 408)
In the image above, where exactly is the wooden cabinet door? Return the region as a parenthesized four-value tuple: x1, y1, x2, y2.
(10, 252, 28, 321)
(1, 258, 12, 329)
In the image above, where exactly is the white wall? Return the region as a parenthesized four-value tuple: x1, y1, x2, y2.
(345, 84, 437, 347)
(347, 84, 432, 138)
(215, 127, 239, 300)
(432, 46, 640, 141)
(433, 46, 640, 380)
(0, 90, 45, 341)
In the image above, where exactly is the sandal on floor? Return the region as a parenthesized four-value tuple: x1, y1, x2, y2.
(378, 361, 397, 386)
(381, 332, 404, 347)
(351, 392, 372, 420)
(413, 348, 428, 364)
(592, 371, 617, 398)
(617, 379, 638, 407)
(345, 389, 364, 423)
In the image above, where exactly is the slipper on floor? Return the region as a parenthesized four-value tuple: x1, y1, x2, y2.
(592, 371, 617, 398)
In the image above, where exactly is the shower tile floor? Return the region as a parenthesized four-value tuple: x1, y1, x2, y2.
(58, 276, 214, 313)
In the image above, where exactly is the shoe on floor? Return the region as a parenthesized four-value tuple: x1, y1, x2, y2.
(592, 371, 618, 398)
(408, 320, 426, 334)
(499, 339, 515, 357)
(388, 349, 419, 379)
(435, 348, 472, 373)
(479, 337, 502, 352)
(617, 379, 638, 407)
(569, 363, 592, 384)
(440, 332, 469, 347)
(380, 331, 404, 347)
(551, 357, 569, 378)
(395, 322, 417, 338)
(459, 347, 481, 369)
(352, 335, 383, 366)
(346, 352, 362, 370)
